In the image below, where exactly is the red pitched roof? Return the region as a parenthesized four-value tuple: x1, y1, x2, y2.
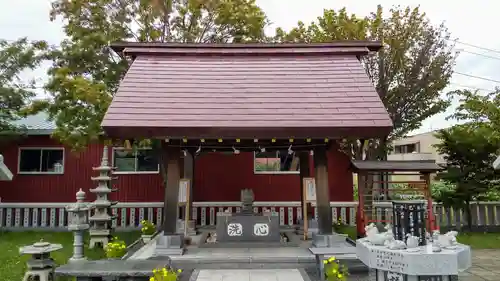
(102, 42, 393, 139)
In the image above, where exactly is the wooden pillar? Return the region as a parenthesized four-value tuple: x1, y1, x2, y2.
(160, 144, 181, 235)
(423, 172, 435, 231)
(298, 152, 310, 223)
(357, 172, 367, 237)
(313, 146, 332, 235)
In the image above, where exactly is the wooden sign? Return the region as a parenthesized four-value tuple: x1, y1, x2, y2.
(304, 177, 316, 202)
(178, 178, 191, 236)
(302, 177, 316, 240)
(178, 179, 189, 204)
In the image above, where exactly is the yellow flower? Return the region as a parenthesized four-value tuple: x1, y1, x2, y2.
(338, 274, 343, 278)
(153, 269, 157, 273)
(323, 260, 328, 264)
(177, 269, 182, 273)
(149, 277, 154, 281)
(332, 268, 337, 273)
(328, 256, 336, 262)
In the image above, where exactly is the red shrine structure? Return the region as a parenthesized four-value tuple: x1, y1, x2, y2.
(100, 41, 393, 239)
(0, 41, 441, 237)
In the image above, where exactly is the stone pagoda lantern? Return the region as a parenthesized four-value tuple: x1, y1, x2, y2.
(66, 188, 91, 261)
(89, 146, 118, 248)
(19, 239, 62, 281)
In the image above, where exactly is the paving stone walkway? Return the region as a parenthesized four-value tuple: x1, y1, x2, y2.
(190, 250, 500, 281)
(195, 269, 307, 281)
(458, 249, 500, 281)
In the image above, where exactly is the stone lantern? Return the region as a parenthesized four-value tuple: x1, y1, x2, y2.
(19, 239, 62, 281)
(66, 188, 91, 261)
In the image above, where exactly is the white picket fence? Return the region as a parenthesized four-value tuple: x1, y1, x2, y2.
(0, 201, 499, 231)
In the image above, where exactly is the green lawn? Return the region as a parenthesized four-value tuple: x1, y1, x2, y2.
(336, 226, 500, 249)
(0, 231, 140, 281)
(2, 229, 499, 281)
(456, 232, 500, 249)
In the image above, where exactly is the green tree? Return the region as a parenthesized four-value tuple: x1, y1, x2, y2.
(273, 6, 456, 160)
(434, 89, 500, 228)
(0, 38, 48, 136)
(29, 0, 267, 149)
(448, 89, 500, 142)
(434, 125, 500, 229)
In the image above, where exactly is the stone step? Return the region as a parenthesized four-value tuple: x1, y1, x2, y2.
(172, 261, 367, 273)
(164, 256, 368, 273)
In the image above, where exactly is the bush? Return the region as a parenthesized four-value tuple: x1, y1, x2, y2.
(105, 237, 127, 259)
(150, 266, 182, 281)
(324, 256, 348, 281)
(332, 217, 347, 233)
(141, 220, 156, 235)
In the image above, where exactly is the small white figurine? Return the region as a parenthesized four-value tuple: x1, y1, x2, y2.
(384, 223, 392, 232)
(434, 230, 458, 248)
(366, 224, 393, 245)
(386, 239, 407, 250)
(365, 223, 379, 236)
(406, 234, 420, 249)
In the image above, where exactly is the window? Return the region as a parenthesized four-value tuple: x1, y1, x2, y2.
(18, 148, 64, 174)
(254, 150, 300, 174)
(113, 148, 159, 173)
(394, 143, 420, 154)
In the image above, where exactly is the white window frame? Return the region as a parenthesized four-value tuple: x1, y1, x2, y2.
(112, 147, 159, 175)
(17, 147, 65, 175)
(253, 151, 300, 175)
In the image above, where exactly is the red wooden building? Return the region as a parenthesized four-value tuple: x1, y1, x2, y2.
(0, 113, 355, 203)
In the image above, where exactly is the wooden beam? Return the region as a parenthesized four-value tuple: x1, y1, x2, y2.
(162, 138, 329, 150)
(313, 146, 332, 235)
(160, 144, 181, 234)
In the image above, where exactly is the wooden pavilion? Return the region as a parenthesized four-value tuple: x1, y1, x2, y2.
(101, 42, 393, 247)
(351, 160, 444, 237)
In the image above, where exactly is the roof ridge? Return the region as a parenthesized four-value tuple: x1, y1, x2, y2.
(110, 41, 382, 56)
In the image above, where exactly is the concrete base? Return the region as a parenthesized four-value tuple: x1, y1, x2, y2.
(154, 233, 185, 256)
(312, 233, 348, 247)
(177, 219, 197, 236)
(296, 219, 319, 238)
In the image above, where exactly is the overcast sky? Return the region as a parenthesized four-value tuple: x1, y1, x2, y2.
(1, 0, 499, 136)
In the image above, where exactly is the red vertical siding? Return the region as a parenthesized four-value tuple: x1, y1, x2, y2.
(0, 136, 353, 202)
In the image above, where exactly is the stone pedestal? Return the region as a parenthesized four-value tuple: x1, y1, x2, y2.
(312, 232, 348, 247)
(216, 212, 280, 242)
(355, 200, 471, 281)
(154, 232, 184, 256)
(356, 239, 471, 281)
(20, 240, 63, 281)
